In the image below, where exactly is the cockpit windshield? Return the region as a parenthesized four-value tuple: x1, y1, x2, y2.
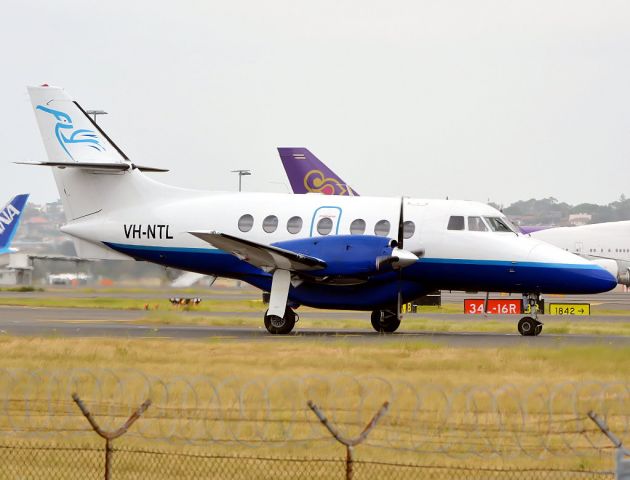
(484, 217, 518, 233)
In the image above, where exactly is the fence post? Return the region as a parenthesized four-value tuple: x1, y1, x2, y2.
(72, 393, 151, 480)
(588, 410, 630, 480)
(308, 400, 389, 480)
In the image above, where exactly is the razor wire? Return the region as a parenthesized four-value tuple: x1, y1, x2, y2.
(0, 368, 627, 459)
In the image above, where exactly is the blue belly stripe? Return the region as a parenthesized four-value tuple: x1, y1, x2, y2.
(103, 241, 617, 309)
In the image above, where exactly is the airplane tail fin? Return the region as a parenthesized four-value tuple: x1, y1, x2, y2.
(0, 194, 29, 253)
(277, 147, 359, 196)
(26, 85, 171, 260)
(28, 85, 129, 165)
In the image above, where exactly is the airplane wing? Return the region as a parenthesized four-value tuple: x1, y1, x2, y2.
(189, 231, 327, 272)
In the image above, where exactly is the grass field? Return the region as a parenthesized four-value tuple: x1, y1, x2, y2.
(0, 290, 627, 474)
(0, 336, 627, 473)
(1, 335, 628, 381)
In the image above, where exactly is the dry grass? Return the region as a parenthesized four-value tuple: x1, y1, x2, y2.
(0, 336, 626, 385)
(0, 337, 626, 473)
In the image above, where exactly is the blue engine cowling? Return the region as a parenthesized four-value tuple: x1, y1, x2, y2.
(272, 235, 396, 277)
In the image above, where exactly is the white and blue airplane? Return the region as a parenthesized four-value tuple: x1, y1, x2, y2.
(278, 148, 630, 287)
(21, 85, 617, 336)
(0, 194, 29, 255)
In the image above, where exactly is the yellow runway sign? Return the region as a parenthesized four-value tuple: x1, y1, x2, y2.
(548, 303, 590, 316)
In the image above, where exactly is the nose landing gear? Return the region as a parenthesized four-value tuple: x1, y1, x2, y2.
(518, 294, 543, 336)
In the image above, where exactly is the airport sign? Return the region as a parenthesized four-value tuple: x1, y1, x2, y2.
(464, 299, 523, 315)
(548, 303, 590, 315)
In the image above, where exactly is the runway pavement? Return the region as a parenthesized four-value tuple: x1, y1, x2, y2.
(1, 305, 628, 348)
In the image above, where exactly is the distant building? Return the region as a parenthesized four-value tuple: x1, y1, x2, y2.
(0, 254, 33, 285)
(568, 213, 592, 226)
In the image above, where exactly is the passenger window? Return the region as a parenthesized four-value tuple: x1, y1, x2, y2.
(374, 220, 391, 236)
(262, 215, 278, 233)
(317, 217, 333, 235)
(238, 214, 254, 232)
(402, 221, 415, 239)
(447, 216, 465, 231)
(468, 216, 488, 232)
(350, 219, 366, 235)
(286, 216, 303, 234)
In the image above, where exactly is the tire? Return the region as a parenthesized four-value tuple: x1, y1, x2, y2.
(264, 308, 296, 334)
(517, 317, 536, 336)
(371, 310, 401, 333)
(534, 322, 543, 336)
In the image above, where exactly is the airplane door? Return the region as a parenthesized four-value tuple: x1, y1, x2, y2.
(310, 206, 343, 237)
(575, 242, 583, 254)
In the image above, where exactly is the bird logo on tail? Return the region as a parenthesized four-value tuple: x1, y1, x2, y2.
(35, 105, 104, 160)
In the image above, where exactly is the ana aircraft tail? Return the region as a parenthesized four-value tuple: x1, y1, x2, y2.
(277, 147, 359, 196)
(0, 194, 29, 255)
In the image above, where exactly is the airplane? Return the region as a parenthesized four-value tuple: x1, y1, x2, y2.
(0, 194, 29, 255)
(530, 222, 630, 286)
(21, 85, 617, 337)
(277, 149, 630, 286)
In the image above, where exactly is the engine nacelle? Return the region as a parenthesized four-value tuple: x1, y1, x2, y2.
(273, 235, 413, 277)
(617, 261, 630, 286)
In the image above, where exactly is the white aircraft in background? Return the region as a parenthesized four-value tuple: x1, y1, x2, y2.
(531, 223, 630, 286)
(277, 148, 630, 287)
(0, 194, 29, 255)
(21, 85, 616, 337)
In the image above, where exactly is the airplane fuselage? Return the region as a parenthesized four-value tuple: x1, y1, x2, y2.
(60, 182, 616, 310)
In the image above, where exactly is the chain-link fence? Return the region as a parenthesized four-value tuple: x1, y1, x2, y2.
(0, 442, 615, 479)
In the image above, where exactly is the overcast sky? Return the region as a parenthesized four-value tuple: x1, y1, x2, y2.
(2, 1, 629, 206)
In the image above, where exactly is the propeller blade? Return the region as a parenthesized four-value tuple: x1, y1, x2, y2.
(397, 196, 405, 248)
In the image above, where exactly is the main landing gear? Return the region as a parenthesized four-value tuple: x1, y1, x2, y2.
(371, 309, 401, 333)
(518, 294, 543, 336)
(264, 307, 298, 335)
(263, 269, 298, 335)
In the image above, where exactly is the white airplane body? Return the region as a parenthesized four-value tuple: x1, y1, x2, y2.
(23, 85, 617, 336)
(531, 222, 630, 285)
(277, 147, 630, 287)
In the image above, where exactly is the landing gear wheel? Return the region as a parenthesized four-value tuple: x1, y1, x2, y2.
(371, 310, 401, 333)
(518, 316, 539, 336)
(264, 308, 296, 335)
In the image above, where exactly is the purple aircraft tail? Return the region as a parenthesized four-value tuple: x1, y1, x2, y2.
(278, 148, 359, 196)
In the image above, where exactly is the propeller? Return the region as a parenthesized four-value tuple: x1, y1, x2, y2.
(374, 197, 423, 321)
(396, 196, 405, 320)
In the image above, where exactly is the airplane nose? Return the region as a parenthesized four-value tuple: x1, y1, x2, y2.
(527, 243, 617, 294)
(577, 266, 618, 293)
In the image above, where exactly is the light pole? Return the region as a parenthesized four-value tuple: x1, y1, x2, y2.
(231, 169, 252, 192)
(86, 109, 108, 124)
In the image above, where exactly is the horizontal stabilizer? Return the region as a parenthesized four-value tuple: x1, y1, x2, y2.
(15, 161, 168, 173)
(189, 231, 327, 272)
